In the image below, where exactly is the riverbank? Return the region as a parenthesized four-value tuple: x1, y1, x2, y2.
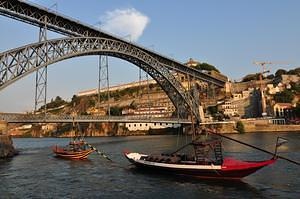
(201, 119, 300, 134)
(0, 135, 17, 158)
(6, 120, 300, 138)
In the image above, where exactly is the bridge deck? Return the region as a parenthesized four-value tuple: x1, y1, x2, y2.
(0, 0, 226, 87)
(0, 113, 191, 124)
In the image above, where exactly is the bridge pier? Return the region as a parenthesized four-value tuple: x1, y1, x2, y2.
(0, 120, 8, 135)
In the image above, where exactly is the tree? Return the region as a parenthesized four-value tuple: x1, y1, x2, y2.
(195, 63, 220, 72)
(207, 106, 218, 115)
(40, 95, 66, 110)
(293, 103, 300, 118)
(109, 106, 122, 116)
(273, 90, 294, 103)
(287, 67, 300, 75)
(55, 96, 63, 102)
(275, 69, 287, 77)
(291, 82, 300, 93)
(242, 73, 260, 82)
(71, 95, 80, 105)
(266, 74, 275, 80)
(236, 121, 245, 134)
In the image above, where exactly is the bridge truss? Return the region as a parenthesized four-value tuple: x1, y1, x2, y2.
(0, 37, 199, 121)
(0, 113, 191, 124)
(0, 0, 225, 87)
(0, 0, 227, 123)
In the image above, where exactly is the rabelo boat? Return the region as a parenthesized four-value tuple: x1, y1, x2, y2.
(124, 129, 278, 179)
(52, 138, 95, 160)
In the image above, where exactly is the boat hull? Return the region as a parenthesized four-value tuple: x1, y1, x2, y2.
(125, 152, 276, 179)
(52, 146, 95, 160)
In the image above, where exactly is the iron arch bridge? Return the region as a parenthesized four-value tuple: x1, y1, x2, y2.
(0, 37, 200, 122)
(0, 0, 226, 88)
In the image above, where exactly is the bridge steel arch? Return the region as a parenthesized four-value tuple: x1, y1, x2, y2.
(0, 0, 226, 87)
(0, 37, 200, 122)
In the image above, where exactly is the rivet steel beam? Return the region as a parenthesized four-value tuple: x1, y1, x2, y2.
(0, 37, 201, 122)
(0, 0, 226, 87)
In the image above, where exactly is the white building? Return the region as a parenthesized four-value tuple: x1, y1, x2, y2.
(77, 79, 157, 97)
(125, 122, 181, 131)
(222, 101, 238, 116)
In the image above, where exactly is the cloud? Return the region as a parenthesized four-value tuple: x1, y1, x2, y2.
(100, 8, 150, 42)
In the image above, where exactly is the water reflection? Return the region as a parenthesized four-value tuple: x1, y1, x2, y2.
(0, 132, 298, 198)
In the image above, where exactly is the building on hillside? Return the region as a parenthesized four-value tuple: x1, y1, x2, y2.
(267, 84, 281, 95)
(125, 122, 181, 131)
(233, 93, 243, 100)
(184, 58, 228, 82)
(122, 105, 180, 131)
(184, 58, 201, 67)
(86, 107, 107, 116)
(242, 90, 251, 99)
(206, 70, 228, 82)
(225, 81, 232, 95)
(273, 103, 293, 118)
(274, 74, 300, 85)
(77, 79, 157, 97)
(231, 79, 270, 93)
(221, 101, 238, 117)
(122, 105, 173, 118)
(218, 88, 262, 118)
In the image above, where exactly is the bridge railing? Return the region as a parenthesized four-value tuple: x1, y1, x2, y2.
(0, 113, 191, 124)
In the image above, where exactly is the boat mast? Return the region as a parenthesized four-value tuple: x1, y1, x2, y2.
(208, 129, 300, 166)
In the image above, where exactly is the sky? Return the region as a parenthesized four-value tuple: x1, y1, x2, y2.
(0, 0, 300, 112)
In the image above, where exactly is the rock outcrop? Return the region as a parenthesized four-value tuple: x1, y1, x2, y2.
(0, 135, 17, 158)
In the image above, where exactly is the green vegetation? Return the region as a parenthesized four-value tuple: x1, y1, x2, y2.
(236, 121, 245, 134)
(287, 67, 300, 75)
(274, 67, 300, 77)
(239, 67, 300, 83)
(293, 103, 300, 118)
(266, 74, 275, 80)
(275, 69, 287, 77)
(242, 73, 260, 82)
(108, 106, 122, 116)
(274, 90, 294, 103)
(195, 63, 220, 72)
(40, 96, 66, 110)
(291, 82, 300, 93)
(207, 105, 218, 115)
(71, 95, 80, 105)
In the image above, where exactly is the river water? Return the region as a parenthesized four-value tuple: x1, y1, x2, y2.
(0, 132, 299, 199)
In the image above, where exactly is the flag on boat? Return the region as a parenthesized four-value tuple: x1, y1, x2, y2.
(276, 137, 288, 147)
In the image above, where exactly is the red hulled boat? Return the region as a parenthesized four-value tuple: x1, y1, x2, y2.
(124, 133, 277, 179)
(52, 139, 95, 160)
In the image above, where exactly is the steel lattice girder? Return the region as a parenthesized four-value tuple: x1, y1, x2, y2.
(0, 0, 226, 87)
(0, 113, 192, 124)
(0, 37, 201, 121)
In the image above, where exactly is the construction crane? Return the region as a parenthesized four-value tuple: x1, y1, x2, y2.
(253, 61, 272, 117)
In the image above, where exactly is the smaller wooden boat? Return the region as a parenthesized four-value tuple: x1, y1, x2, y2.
(124, 134, 277, 179)
(52, 139, 95, 160)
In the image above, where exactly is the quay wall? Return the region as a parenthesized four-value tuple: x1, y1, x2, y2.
(200, 120, 300, 134)
(243, 123, 300, 133)
(5, 120, 300, 138)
